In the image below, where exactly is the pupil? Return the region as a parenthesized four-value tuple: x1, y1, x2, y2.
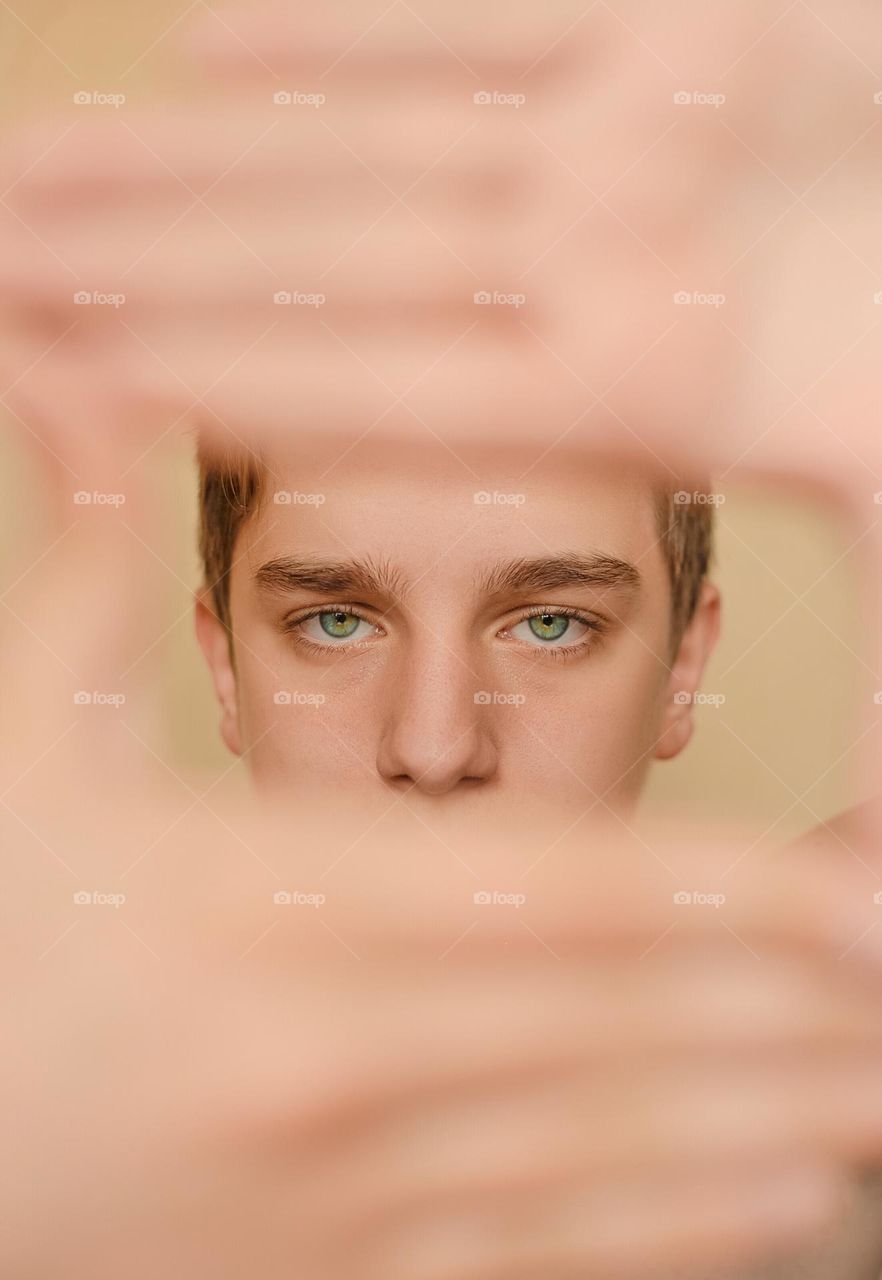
(320, 610, 358, 638)
(529, 612, 568, 641)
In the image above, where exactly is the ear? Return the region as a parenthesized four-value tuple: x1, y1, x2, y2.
(194, 589, 243, 757)
(654, 580, 722, 762)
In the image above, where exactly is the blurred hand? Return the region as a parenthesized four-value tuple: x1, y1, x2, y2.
(2, 4, 882, 1278)
(0, 0, 880, 493)
(3, 465, 882, 1276)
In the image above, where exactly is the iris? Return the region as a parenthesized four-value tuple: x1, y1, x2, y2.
(528, 613, 571, 642)
(319, 610, 361, 639)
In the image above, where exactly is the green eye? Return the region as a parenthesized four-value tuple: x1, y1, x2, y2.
(319, 611, 361, 638)
(528, 613, 570, 641)
(289, 608, 381, 650)
(509, 611, 594, 650)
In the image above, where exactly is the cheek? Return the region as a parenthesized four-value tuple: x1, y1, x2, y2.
(233, 659, 278, 739)
(511, 656, 665, 783)
(236, 656, 382, 781)
(517, 706, 645, 789)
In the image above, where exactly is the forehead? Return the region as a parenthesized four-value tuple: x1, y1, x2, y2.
(243, 438, 665, 582)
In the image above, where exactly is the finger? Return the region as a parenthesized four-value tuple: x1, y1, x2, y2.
(0, 103, 522, 209)
(180, 0, 607, 79)
(0, 386, 179, 796)
(9, 279, 881, 498)
(191, 939, 882, 1148)
(365, 1161, 849, 1280)
(0, 209, 524, 318)
(218, 797, 882, 972)
(304, 1059, 882, 1233)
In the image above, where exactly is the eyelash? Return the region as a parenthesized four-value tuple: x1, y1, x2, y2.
(280, 603, 383, 657)
(281, 604, 605, 659)
(510, 606, 605, 661)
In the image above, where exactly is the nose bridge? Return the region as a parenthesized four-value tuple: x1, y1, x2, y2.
(376, 626, 496, 793)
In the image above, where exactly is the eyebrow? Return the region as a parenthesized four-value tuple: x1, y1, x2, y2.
(477, 553, 642, 599)
(253, 552, 642, 602)
(254, 555, 408, 600)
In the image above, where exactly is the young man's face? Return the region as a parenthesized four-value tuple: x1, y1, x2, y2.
(196, 439, 720, 817)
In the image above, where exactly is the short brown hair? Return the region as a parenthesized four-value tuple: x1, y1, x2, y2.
(196, 438, 715, 660)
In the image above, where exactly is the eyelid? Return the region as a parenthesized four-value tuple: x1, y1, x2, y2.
(279, 605, 388, 659)
(499, 605, 606, 655)
(281, 603, 604, 654)
(281, 602, 383, 630)
(504, 604, 605, 630)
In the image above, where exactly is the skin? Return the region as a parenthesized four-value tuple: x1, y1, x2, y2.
(195, 438, 721, 811)
(3, 3, 882, 1275)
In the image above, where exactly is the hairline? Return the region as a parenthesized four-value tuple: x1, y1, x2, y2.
(197, 442, 713, 663)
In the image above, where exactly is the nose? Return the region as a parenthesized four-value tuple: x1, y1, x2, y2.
(376, 646, 499, 795)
